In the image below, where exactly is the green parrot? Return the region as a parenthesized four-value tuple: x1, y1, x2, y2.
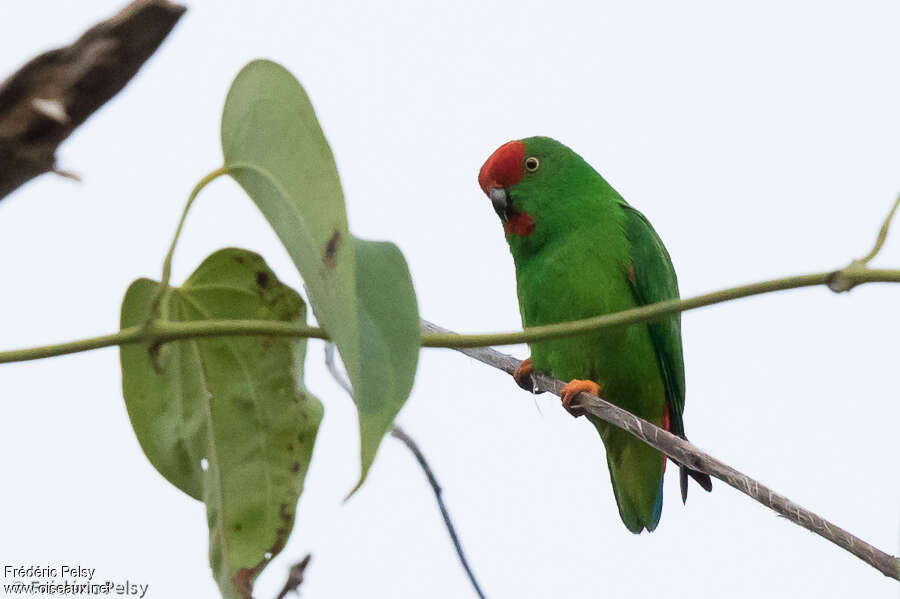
(478, 136, 711, 533)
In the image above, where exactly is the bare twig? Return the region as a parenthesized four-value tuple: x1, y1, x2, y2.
(275, 554, 311, 599)
(420, 320, 900, 580)
(324, 344, 487, 598)
(389, 426, 487, 599)
(0, 0, 186, 200)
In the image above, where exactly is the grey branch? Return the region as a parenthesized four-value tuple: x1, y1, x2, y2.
(421, 320, 900, 581)
(323, 344, 487, 598)
(0, 0, 186, 201)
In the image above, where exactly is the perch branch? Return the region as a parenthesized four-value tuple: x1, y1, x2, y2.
(420, 320, 900, 580)
(0, 0, 186, 200)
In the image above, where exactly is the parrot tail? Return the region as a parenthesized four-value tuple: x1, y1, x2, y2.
(679, 464, 713, 503)
(600, 428, 667, 534)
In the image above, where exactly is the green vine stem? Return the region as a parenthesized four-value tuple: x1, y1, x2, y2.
(1, 266, 899, 364)
(423, 267, 900, 348)
(857, 192, 900, 266)
(0, 192, 896, 365)
(147, 166, 228, 319)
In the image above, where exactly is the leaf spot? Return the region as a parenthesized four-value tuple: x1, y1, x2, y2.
(290, 462, 300, 473)
(279, 502, 292, 522)
(268, 532, 287, 555)
(322, 230, 340, 269)
(255, 271, 270, 288)
(231, 568, 255, 598)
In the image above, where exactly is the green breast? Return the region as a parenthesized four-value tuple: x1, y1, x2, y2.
(512, 225, 664, 422)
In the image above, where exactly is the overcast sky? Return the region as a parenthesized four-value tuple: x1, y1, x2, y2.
(2, 1, 899, 598)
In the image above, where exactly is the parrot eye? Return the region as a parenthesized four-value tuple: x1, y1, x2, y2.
(524, 156, 540, 172)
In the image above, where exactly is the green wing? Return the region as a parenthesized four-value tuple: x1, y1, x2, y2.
(621, 204, 686, 438)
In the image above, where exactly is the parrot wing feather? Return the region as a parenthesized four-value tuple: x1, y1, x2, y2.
(622, 204, 712, 500)
(621, 204, 686, 438)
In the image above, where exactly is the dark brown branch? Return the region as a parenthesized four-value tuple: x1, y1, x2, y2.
(0, 0, 186, 200)
(421, 320, 900, 581)
(274, 554, 311, 599)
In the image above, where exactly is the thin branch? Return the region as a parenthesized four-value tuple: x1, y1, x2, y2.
(274, 554, 311, 599)
(420, 320, 900, 580)
(858, 192, 900, 265)
(0, 0, 186, 200)
(1, 266, 899, 365)
(389, 426, 487, 599)
(324, 345, 487, 599)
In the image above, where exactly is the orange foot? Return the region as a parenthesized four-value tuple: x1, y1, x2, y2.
(559, 379, 603, 418)
(512, 358, 535, 392)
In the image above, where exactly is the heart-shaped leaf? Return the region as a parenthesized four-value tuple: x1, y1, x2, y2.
(220, 59, 419, 489)
(120, 248, 322, 599)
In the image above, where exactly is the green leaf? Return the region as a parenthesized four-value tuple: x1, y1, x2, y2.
(349, 238, 419, 489)
(220, 59, 419, 488)
(119, 248, 323, 599)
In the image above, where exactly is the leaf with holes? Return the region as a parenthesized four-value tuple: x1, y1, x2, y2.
(119, 248, 322, 599)
(221, 59, 419, 489)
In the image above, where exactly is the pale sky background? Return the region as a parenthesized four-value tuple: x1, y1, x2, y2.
(1, 1, 899, 598)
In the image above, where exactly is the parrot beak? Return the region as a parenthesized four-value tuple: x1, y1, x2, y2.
(489, 187, 510, 223)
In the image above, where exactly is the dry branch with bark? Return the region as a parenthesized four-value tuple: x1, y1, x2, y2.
(0, 0, 185, 200)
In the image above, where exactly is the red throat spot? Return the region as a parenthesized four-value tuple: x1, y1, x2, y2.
(478, 140, 525, 194)
(504, 211, 534, 236)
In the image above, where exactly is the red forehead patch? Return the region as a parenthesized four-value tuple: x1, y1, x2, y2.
(478, 140, 525, 195)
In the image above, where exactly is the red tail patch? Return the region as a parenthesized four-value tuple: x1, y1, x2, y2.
(661, 404, 670, 473)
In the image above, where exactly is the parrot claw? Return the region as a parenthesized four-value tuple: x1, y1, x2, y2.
(512, 358, 536, 392)
(559, 379, 603, 418)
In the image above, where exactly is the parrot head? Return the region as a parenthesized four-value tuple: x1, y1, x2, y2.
(478, 136, 603, 253)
